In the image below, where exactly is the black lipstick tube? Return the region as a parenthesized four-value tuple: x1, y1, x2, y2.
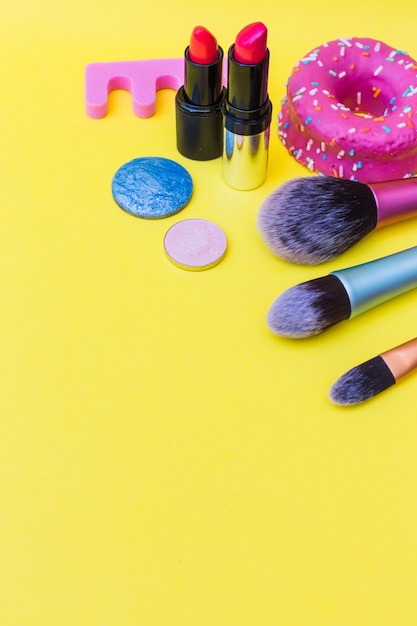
(175, 47, 225, 160)
(223, 45, 273, 189)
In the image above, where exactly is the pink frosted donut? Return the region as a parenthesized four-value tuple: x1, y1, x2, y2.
(278, 37, 417, 182)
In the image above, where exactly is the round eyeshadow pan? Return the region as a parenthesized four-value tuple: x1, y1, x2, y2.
(164, 219, 227, 270)
(112, 157, 193, 219)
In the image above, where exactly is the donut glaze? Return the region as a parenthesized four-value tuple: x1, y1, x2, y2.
(278, 37, 417, 182)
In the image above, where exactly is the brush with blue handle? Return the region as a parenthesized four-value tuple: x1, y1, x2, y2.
(268, 245, 417, 338)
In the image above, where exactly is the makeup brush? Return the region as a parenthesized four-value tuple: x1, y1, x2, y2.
(257, 175, 417, 265)
(267, 245, 417, 338)
(329, 336, 417, 405)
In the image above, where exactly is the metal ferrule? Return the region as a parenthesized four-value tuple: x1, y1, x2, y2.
(371, 177, 417, 228)
(332, 245, 417, 318)
(381, 336, 417, 382)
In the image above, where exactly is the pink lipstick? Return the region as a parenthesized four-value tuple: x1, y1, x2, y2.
(223, 22, 273, 190)
(234, 22, 268, 64)
(175, 26, 225, 160)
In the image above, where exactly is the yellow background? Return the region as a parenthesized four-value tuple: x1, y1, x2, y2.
(2, 1, 417, 624)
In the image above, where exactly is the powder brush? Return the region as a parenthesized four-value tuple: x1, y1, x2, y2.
(258, 175, 417, 265)
(267, 245, 417, 338)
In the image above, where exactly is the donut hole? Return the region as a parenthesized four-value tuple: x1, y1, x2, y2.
(334, 78, 394, 118)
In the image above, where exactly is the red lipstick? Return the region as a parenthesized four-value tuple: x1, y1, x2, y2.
(175, 26, 225, 160)
(189, 26, 218, 65)
(222, 22, 273, 190)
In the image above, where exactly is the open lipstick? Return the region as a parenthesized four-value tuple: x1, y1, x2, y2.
(223, 22, 273, 190)
(175, 26, 225, 160)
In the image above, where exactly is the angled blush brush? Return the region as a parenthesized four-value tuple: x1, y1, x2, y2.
(267, 245, 417, 338)
(329, 336, 417, 405)
(257, 175, 417, 265)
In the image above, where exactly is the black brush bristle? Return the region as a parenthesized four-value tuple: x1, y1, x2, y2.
(257, 176, 378, 265)
(267, 274, 351, 338)
(329, 355, 396, 405)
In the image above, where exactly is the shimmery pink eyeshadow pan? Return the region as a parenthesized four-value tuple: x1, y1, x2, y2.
(164, 219, 227, 270)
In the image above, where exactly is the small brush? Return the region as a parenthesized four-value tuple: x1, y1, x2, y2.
(257, 175, 417, 265)
(329, 336, 417, 405)
(267, 245, 417, 338)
